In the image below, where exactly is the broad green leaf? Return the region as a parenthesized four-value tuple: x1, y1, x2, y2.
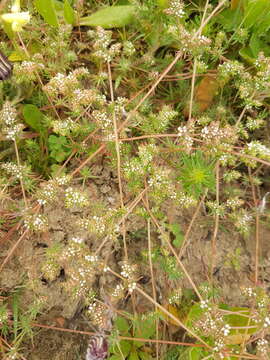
(2, 22, 15, 39)
(115, 316, 130, 335)
(9, 50, 27, 61)
(185, 303, 204, 328)
(134, 317, 156, 346)
(108, 356, 123, 360)
(215, 8, 242, 31)
(115, 0, 131, 4)
(79, 5, 135, 28)
(114, 340, 131, 357)
(249, 33, 263, 57)
(243, 0, 270, 29)
(183, 347, 209, 360)
(221, 306, 258, 334)
(168, 223, 184, 248)
(138, 352, 153, 360)
(156, 0, 169, 8)
(64, 0, 75, 25)
(239, 46, 255, 64)
(54, 0, 64, 11)
(23, 104, 44, 132)
(34, 0, 59, 27)
(231, 0, 241, 10)
(128, 351, 140, 360)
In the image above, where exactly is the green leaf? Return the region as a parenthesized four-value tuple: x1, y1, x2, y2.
(34, 0, 59, 27)
(129, 351, 140, 360)
(239, 46, 255, 64)
(215, 8, 242, 31)
(2, 22, 15, 39)
(115, 316, 130, 335)
(249, 33, 264, 57)
(134, 317, 155, 347)
(48, 135, 71, 162)
(185, 303, 204, 329)
(112, 340, 132, 357)
(168, 223, 184, 248)
(23, 104, 44, 132)
(79, 5, 135, 28)
(139, 351, 153, 360)
(156, 0, 169, 8)
(64, 0, 75, 25)
(243, 0, 270, 29)
(179, 347, 209, 360)
(8, 50, 28, 61)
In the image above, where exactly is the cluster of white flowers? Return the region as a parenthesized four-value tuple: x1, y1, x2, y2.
(85, 254, 99, 264)
(201, 122, 234, 145)
(37, 181, 58, 205)
(128, 282, 137, 293)
(165, 1, 185, 18)
(223, 170, 241, 183)
(221, 324, 231, 336)
(61, 243, 81, 258)
(121, 262, 136, 279)
(0, 101, 23, 140)
(168, 288, 182, 304)
(65, 187, 89, 208)
(257, 338, 269, 357)
(232, 210, 253, 235)
(54, 174, 71, 186)
(41, 261, 60, 281)
(71, 89, 106, 111)
(178, 191, 197, 208)
(218, 60, 244, 79)
(200, 299, 211, 310)
(123, 41, 136, 56)
(226, 197, 243, 210)
(90, 215, 106, 235)
(111, 283, 125, 298)
(20, 60, 44, 73)
(246, 116, 264, 131)
(212, 338, 225, 353)
(177, 126, 193, 152)
(263, 316, 270, 328)
(242, 286, 256, 298)
(24, 214, 48, 232)
(206, 201, 225, 216)
(246, 141, 270, 160)
(157, 106, 178, 130)
(112, 96, 127, 116)
(88, 27, 121, 62)
(0, 101, 17, 126)
(138, 144, 157, 166)
(148, 167, 171, 189)
(1, 162, 26, 180)
(175, 25, 211, 55)
(124, 158, 145, 179)
(44, 68, 89, 97)
(92, 110, 112, 131)
(87, 301, 107, 328)
(257, 296, 268, 309)
(71, 237, 84, 244)
(77, 216, 106, 236)
(52, 117, 78, 136)
(68, 265, 93, 297)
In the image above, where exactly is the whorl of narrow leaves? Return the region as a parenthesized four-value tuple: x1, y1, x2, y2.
(85, 335, 108, 360)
